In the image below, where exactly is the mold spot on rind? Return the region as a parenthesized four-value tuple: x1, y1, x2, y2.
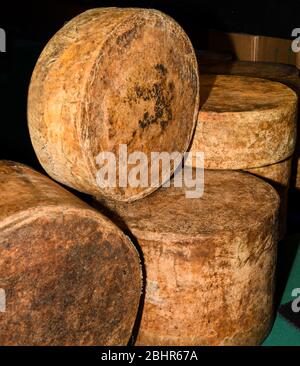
(136, 65, 174, 132)
(160, 121, 168, 130)
(155, 63, 168, 76)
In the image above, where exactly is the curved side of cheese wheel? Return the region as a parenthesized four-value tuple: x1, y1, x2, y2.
(281, 78, 300, 190)
(197, 60, 300, 189)
(244, 157, 292, 240)
(28, 7, 199, 202)
(0, 161, 142, 345)
(188, 74, 297, 169)
(94, 170, 280, 345)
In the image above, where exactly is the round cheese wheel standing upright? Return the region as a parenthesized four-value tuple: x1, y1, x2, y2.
(28, 7, 199, 202)
(188, 74, 297, 170)
(245, 157, 292, 240)
(0, 161, 142, 346)
(95, 170, 280, 346)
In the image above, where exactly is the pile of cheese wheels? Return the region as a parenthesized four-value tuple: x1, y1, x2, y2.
(1, 8, 298, 345)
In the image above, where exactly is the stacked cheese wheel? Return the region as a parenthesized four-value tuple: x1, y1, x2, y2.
(0, 161, 142, 345)
(245, 158, 292, 237)
(187, 74, 297, 239)
(199, 60, 300, 192)
(95, 171, 279, 345)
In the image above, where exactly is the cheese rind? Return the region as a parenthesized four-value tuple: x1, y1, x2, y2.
(198, 60, 300, 188)
(0, 161, 142, 345)
(28, 8, 199, 202)
(188, 74, 297, 170)
(245, 157, 292, 239)
(95, 169, 280, 345)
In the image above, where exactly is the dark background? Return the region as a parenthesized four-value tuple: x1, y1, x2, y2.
(2, 0, 300, 42)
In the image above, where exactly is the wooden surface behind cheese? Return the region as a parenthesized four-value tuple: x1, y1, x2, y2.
(0, 161, 142, 345)
(28, 8, 199, 202)
(94, 169, 279, 345)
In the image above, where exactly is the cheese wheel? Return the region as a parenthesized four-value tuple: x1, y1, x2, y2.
(199, 60, 299, 80)
(0, 161, 142, 345)
(198, 60, 300, 189)
(245, 157, 292, 240)
(28, 8, 199, 202)
(94, 170, 280, 346)
(188, 74, 297, 169)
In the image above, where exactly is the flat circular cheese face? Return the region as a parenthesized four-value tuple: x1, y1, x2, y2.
(0, 161, 142, 345)
(96, 169, 279, 241)
(189, 74, 297, 169)
(200, 74, 294, 112)
(28, 8, 199, 202)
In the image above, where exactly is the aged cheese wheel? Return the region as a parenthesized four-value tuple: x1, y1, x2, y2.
(199, 60, 299, 80)
(94, 170, 280, 346)
(197, 60, 300, 189)
(0, 161, 142, 346)
(245, 157, 292, 240)
(198, 60, 300, 190)
(188, 74, 297, 169)
(28, 7, 199, 202)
